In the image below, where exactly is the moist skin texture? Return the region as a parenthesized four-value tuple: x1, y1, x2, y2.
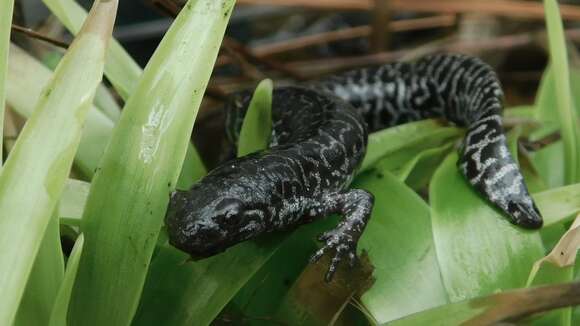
(165, 53, 543, 281)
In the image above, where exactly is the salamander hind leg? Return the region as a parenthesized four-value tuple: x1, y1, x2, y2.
(309, 189, 374, 281)
(458, 114, 543, 229)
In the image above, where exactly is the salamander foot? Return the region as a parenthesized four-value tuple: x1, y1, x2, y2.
(308, 189, 374, 281)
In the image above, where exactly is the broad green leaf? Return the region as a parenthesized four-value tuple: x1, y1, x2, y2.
(534, 66, 580, 125)
(370, 141, 454, 184)
(14, 214, 64, 326)
(388, 281, 580, 326)
(504, 105, 535, 119)
(94, 83, 122, 121)
(134, 236, 282, 326)
(48, 234, 84, 326)
(398, 142, 454, 189)
(229, 231, 318, 324)
(534, 182, 580, 227)
(135, 212, 337, 325)
(543, 0, 580, 183)
(238, 79, 273, 157)
(176, 143, 207, 190)
(535, 66, 557, 124)
(58, 179, 90, 225)
(532, 141, 566, 189)
(253, 171, 448, 325)
(272, 264, 369, 326)
(0, 1, 115, 323)
(361, 119, 460, 172)
(519, 149, 548, 194)
(68, 2, 234, 325)
(356, 171, 448, 323)
(43, 0, 206, 185)
(431, 153, 544, 302)
(40, 50, 121, 122)
(0, 0, 14, 163)
(7, 44, 204, 182)
(527, 255, 573, 325)
(43, 0, 141, 100)
(6, 44, 115, 178)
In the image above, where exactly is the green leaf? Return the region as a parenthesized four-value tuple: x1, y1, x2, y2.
(229, 232, 318, 323)
(0, 1, 115, 323)
(42, 0, 206, 184)
(534, 182, 580, 227)
(40, 50, 122, 122)
(135, 237, 282, 326)
(58, 179, 90, 226)
(135, 213, 337, 326)
(543, 0, 580, 183)
(94, 82, 122, 121)
(176, 143, 207, 190)
(361, 120, 460, 173)
(68, 2, 234, 325)
(6, 44, 115, 178)
(404, 143, 454, 189)
(43, 0, 141, 100)
(0, 0, 14, 163)
(535, 66, 557, 124)
(238, 79, 273, 157)
(532, 141, 566, 189)
(14, 214, 64, 326)
(48, 234, 84, 326)
(430, 153, 544, 302)
(387, 281, 580, 326)
(527, 262, 573, 326)
(355, 171, 448, 323)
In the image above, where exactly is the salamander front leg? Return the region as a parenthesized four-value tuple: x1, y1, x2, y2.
(309, 189, 374, 281)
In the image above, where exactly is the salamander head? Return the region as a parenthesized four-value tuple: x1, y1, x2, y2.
(164, 182, 266, 258)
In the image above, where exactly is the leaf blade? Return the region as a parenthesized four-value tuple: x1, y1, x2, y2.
(68, 2, 234, 324)
(238, 79, 273, 157)
(0, 0, 116, 323)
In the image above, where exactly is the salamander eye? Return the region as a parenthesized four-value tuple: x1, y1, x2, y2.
(215, 198, 244, 223)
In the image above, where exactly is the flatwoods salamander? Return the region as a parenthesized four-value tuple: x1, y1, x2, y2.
(165, 53, 543, 281)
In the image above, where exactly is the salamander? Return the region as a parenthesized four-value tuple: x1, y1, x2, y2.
(165, 53, 543, 281)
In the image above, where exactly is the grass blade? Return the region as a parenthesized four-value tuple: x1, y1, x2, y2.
(41, 50, 122, 122)
(48, 234, 84, 326)
(237, 79, 273, 157)
(134, 237, 282, 326)
(94, 83, 122, 121)
(58, 179, 90, 225)
(6, 44, 115, 178)
(534, 182, 580, 226)
(0, 0, 14, 163)
(388, 282, 580, 326)
(43, 0, 141, 100)
(0, 0, 116, 323)
(430, 153, 544, 302)
(43, 0, 207, 181)
(543, 0, 580, 183)
(355, 171, 448, 323)
(68, 2, 235, 324)
(360, 120, 460, 172)
(14, 214, 64, 326)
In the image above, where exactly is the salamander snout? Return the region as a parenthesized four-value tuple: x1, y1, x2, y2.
(507, 201, 543, 229)
(164, 188, 253, 259)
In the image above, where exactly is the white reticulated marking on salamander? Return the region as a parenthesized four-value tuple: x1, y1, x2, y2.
(165, 53, 543, 282)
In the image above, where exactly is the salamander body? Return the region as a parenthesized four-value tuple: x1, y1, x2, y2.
(165, 54, 543, 280)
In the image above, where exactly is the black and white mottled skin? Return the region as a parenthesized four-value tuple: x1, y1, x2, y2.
(165, 53, 543, 281)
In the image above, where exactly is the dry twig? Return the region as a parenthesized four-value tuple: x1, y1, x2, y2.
(238, 0, 580, 21)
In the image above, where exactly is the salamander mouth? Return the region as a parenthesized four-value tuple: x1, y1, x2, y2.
(167, 234, 228, 260)
(509, 202, 543, 229)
